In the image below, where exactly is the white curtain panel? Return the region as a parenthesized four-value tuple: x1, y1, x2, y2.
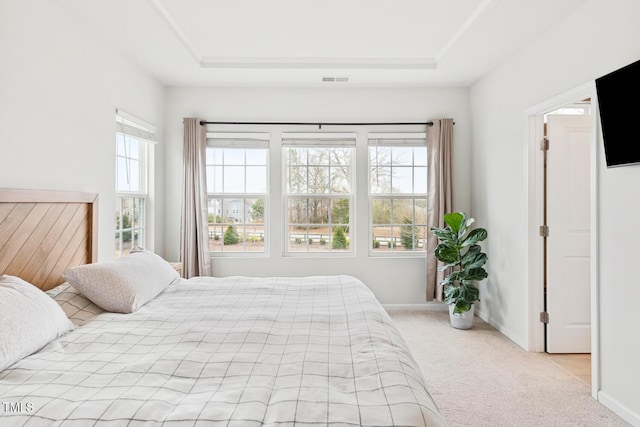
(180, 118, 211, 278)
(426, 118, 454, 301)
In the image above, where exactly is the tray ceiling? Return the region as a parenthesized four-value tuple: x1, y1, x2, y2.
(57, 0, 585, 87)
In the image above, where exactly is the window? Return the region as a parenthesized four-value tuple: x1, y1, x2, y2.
(369, 134, 427, 254)
(115, 111, 155, 258)
(283, 134, 355, 254)
(206, 133, 269, 254)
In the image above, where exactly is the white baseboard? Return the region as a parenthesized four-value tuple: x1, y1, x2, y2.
(598, 391, 640, 426)
(383, 302, 449, 312)
(475, 307, 528, 350)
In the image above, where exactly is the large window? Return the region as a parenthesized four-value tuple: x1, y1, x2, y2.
(284, 134, 355, 254)
(206, 133, 269, 254)
(369, 134, 427, 254)
(115, 111, 154, 258)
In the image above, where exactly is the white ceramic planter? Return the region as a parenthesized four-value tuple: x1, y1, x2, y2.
(448, 304, 475, 330)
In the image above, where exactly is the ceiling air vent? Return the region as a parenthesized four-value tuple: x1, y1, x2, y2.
(321, 76, 350, 83)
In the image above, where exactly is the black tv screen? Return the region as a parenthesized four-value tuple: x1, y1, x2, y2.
(595, 58, 640, 167)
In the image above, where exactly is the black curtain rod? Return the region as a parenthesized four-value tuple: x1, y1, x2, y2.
(200, 120, 435, 128)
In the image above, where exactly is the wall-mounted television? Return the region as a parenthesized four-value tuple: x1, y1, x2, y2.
(595, 58, 640, 168)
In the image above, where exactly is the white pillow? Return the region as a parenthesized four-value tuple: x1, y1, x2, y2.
(0, 275, 74, 372)
(46, 283, 105, 325)
(62, 250, 179, 313)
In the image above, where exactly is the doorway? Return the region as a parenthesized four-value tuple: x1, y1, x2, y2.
(544, 109, 591, 354)
(526, 82, 599, 398)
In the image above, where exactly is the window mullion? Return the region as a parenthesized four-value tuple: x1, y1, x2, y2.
(115, 131, 148, 257)
(206, 145, 268, 256)
(284, 145, 353, 256)
(368, 141, 426, 256)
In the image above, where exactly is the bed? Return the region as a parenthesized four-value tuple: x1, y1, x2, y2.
(0, 188, 447, 426)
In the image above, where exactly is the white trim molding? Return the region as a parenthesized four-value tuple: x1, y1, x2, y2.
(200, 57, 437, 70)
(598, 392, 640, 427)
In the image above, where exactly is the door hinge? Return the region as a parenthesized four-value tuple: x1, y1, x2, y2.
(540, 137, 549, 151)
(539, 225, 549, 237)
(540, 311, 549, 324)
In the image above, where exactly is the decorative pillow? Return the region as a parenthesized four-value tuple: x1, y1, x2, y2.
(0, 275, 74, 372)
(62, 250, 179, 313)
(46, 283, 105, 325)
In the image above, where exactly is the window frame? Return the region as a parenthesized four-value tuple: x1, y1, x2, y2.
(115, 113, 152, 258)
(282, 133, 356, 257)
(205, 133, 270, 257)
(114, 194, 147, 258)
(368, 133, 428, 257)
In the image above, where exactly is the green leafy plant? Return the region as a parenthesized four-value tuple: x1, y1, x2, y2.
(431, 212, 488, 314)
(223, 225, 240, 245)
(120, 214, 132, 242)
(400, 217, 417, 249)
(332, 227, 347, 249)
(250, 199, 264, 221)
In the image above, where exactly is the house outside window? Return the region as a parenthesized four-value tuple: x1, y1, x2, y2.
(368, 133, 427, 255)
(283, 133, 355, 255)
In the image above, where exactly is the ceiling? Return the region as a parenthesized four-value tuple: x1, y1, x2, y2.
(57, 0, 585, 88)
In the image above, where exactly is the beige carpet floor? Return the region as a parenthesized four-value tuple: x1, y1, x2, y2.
(388, 310, 631, 427)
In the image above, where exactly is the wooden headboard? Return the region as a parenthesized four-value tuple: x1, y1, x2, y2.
(0, 188, 98, 291)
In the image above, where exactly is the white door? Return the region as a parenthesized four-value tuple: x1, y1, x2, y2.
(546, 114, 591, 353)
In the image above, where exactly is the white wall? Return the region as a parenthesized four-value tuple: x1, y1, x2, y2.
(164, 87, 470, 303)
(0, 0, 165, 260)
(469, 0, 640, 422)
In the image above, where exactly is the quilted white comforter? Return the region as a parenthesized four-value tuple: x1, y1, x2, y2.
(0, 275, 446, 426)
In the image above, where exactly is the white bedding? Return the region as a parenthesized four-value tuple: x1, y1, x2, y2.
(0, 275, 447, 426)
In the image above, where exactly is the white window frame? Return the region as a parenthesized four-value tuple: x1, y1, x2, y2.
(282, 133, 356, 257)
(115, 110, 155, 258)
(368, 133, 428, 257)
(206, 132, 270, 257)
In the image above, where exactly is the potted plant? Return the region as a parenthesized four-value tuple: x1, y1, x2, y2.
(431, 212, 488, 329)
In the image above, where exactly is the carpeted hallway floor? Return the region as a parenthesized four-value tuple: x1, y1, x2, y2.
(388, 310, 631, 427)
